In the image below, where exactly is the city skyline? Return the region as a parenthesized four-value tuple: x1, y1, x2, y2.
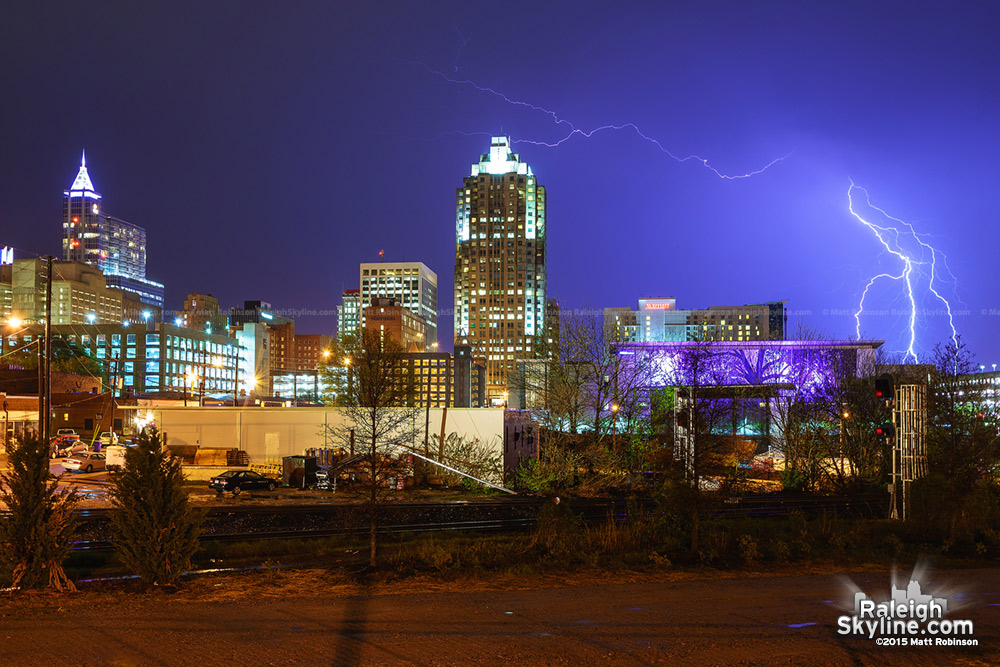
(2, 3, 998, 362)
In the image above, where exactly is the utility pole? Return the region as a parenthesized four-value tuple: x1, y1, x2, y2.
(423, 364, 431, 458)
(234, 350, 240, 406)
(42, 256, 53, 444)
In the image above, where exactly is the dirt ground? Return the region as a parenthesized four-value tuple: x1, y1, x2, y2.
(2, 566, 998, 666)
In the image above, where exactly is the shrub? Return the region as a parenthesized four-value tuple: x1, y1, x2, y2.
(515, 444, 581, 495)
(0, 432, 79, 591)
(738, 534, 760, 566)
(109, 428, 205, 586)
(770, 539, 791, 562)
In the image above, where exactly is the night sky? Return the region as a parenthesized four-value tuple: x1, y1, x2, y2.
(3, 2, 998, 363)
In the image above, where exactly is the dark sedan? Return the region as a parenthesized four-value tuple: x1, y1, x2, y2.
(208, 470, 277, 495)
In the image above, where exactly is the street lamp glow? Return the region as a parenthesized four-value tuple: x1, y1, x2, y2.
(86, 313, 96, 324)
(122, 320, 129, 327)
(142, 310, 151, 321)
(7, 317, 23, 329)
(174, 317, 183, 327)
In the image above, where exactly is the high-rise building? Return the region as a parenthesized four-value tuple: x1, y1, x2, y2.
(336, 288, 361, 342)
(454, 136, 547, 400)
(61, 152, 165, 309)
(359, 262, 437, 344)
(178, 292, 228, 333)
(604, 298, 787, 342)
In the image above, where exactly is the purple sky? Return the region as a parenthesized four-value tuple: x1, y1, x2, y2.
(3, 1, 998, 363)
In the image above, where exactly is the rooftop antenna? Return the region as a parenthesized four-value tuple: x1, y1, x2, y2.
(379, 249, 384, 263)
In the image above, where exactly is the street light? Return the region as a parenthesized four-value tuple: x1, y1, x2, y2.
(343, 356, 352, 402)
(184, 372, 197, 407)
(611, 403, 619, 454)
(86, 313, 96, 324)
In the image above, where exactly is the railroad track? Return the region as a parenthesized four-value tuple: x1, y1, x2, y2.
(67, 494, 889, 552)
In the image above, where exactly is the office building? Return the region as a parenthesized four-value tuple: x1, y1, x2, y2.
(336, 288, 360, 341)
(4, 258, 158, 326)
(454, 136, 547, 401)
(0, 263, 11, 319)
(363, 298, 427, 352)
(605, 298, 787, 343)
(178, 292, 228, 333)
(61, 152, 165, 309)
(359, 262, 437, 344)
(0, 322, 240, 397)
(232, 322, 270, 396)
(294, 333, 332, 370)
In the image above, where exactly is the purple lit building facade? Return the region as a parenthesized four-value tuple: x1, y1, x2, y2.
(617, 340, 884, 396)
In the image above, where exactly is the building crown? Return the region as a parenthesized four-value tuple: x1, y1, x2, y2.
(471, 136, 533, 177)
(67, 150, 100, 198)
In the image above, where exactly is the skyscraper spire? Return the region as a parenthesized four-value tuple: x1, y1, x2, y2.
(69, 149, 96, 193)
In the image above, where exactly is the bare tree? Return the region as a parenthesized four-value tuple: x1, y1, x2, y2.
(517, 309, 655, 443)
(923, 337, 1000, 538)
(323, 330, 419, 566)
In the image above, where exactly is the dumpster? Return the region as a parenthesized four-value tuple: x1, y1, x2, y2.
(282, 455, 318, 489)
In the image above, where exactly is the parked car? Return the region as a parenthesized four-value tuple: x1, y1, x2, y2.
(63, 451, 106, 473)
(99, 431, 119, 446)
(208, 470, 277, 495)
(50, 436, 86, 459)
(56, 428, 78, 437)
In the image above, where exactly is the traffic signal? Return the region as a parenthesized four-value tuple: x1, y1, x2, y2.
(875, 374, 894, 401)
(876, 422, 896, 440)
(676, 411, 689, 430)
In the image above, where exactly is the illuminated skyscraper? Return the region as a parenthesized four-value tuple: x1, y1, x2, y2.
(62, 151, 164, 308)
(336, 288, 361, 342)
(454, 137, 547, 401)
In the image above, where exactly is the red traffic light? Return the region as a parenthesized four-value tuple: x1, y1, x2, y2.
(876, 422, 896, 439)
(875, 374, 894, 401)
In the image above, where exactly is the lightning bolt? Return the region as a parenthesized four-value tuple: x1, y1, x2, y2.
(847, 181, 959, 363)
(414, 62, 792, 180)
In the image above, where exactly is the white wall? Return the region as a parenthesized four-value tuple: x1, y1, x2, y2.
(143, 406, 504, 463)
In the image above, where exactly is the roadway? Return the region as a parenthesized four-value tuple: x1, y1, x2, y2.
(1, 568, 998, 665)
